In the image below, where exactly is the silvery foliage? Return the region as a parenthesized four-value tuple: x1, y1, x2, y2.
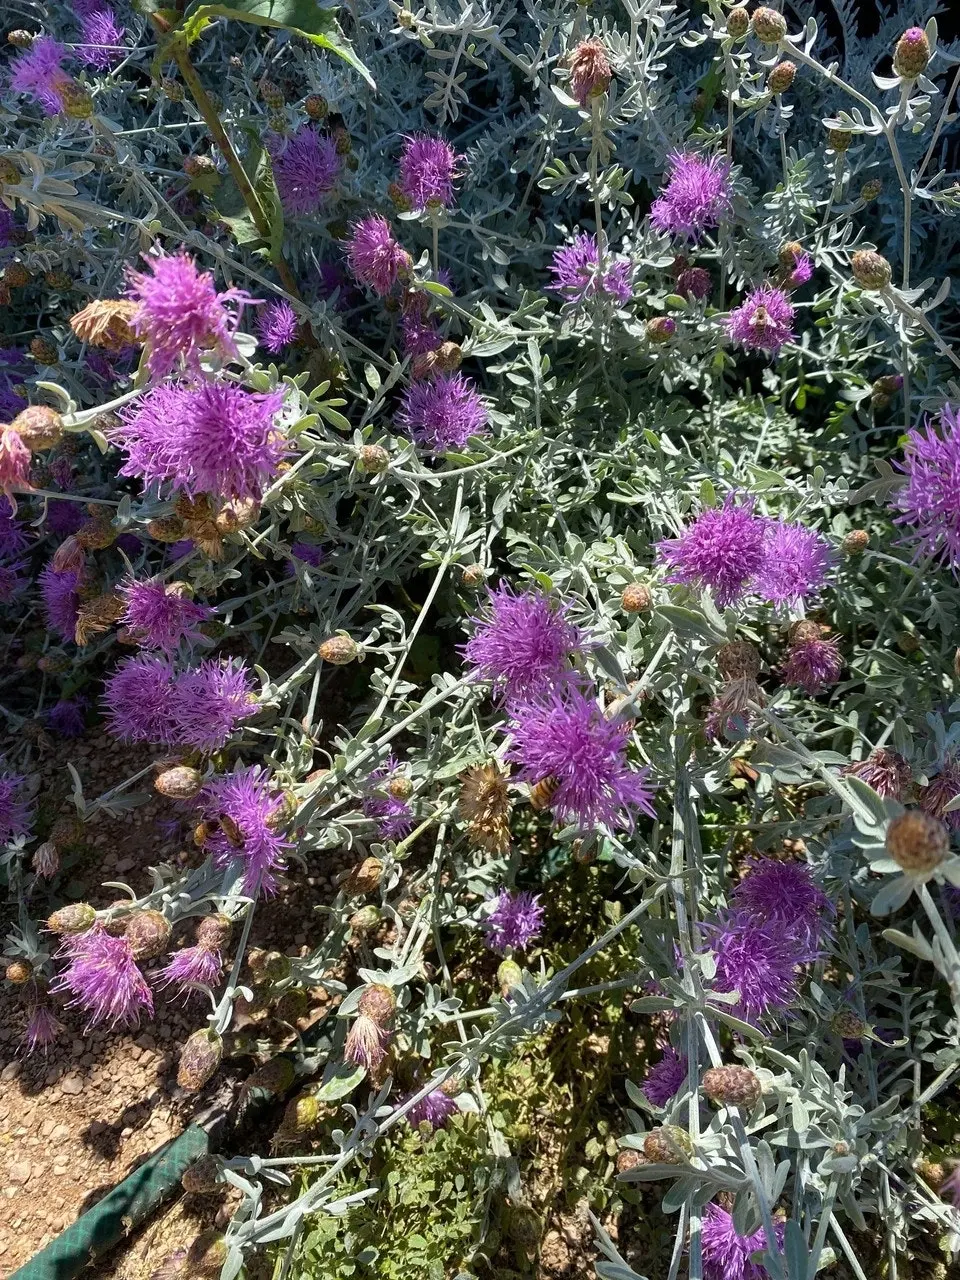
(3, 0, 960, 1274)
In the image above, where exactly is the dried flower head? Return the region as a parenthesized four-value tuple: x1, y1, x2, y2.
(568, 39, 612, 106)
(70, 299, 139, 352)
(781, 630, 842, 696)
(842, 748, 912, 800)
(458, 761, 513, 853)
(178, 1028, 223, 1091)
(886, 810, 949, 873)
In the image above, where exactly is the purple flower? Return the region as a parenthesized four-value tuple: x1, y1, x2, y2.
(396, 373, 489, 453)
(39, 563, 82, 642)
(650, 151, 732, 241)
(199, 766, 292, 895)
(484, 890, 545, 953)
(894, 406, 960, 570)
(103, 652, 177, 743)
(785, 252, 812, 289)
(463, 585, 583, 702)
(78, 7, 125, 70)
(751, 522, 832, 607)
(345, 216, 410, 296)
(700, 909, 804, 1023)
(406, 1087, 457, 1130)
(287, 540, 326, 572)
(0, 557, 28, 604)
(257, 299, 300, 354)
(0, 208, 16, 248)
(120, 578, 212, 653)
(920, 757, 960, 832)
(506, 684, 656, 830)
(731, 858, 833, 959)
(841, 748, 912, 800)
(45, 698, 88, 738)
(702, 1203, 785, 1280)
(642, 1047, 688, 1106)
(9, 37, 71, 115)
(270, 127, 342, 217)
(657, 496, 767, 608)
(782, 635, 842, 695)
(44, 501, 84, 537)
(115, 532, 143, 557)
(51, 925, 154, 1030)
(159, 942, 224, 995)
(167, 539, 195, 561)
(23, 1004, 62, 1056)
(0, 768, 32, 841)
(169, 658, 258, 753)
(126, 252, 254, 380)
(549, 234, 633, 306)
(0, 500, 26, 558)
(398, 134, 458, 210)
(726, 285, 796, 355)
(363, 755, 414, 841)
(114, 380, 288, 501)
(402, 312, 443, 357)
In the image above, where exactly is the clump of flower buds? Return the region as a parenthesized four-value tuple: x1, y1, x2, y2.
(318, 634, 360, 664)
(125, 909, 172, 961)
(48, 902, 96, 934)
(177, 1028, 223, 1091)
(768, 61, 796, 94)
(643, 1125, 694, 1164)
(702, 1065, 762, 1109)
(886, 811, 949, 873)
(155, 764, 204, 800)
(851, 250, 892, 291)
(621, 583, 653, 614)
(751, 7, 787, 43)
(893, 27, 931, 80)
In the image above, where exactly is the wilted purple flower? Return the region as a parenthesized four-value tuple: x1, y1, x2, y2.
(198, 767, 290, 895)
(650, 151, 732, 241)
(676, 265, 712, 300)
(346, 215, 410, 296)
(641, 1047, 688, 1106)
(126, 252, 254, 379)
(257, 299, 300, 354)
(842, 748, 912, 800)
(114, 380, 288, 501)
(270, 127, 342, 217)
(406, 1087, 457, 1130)
(894, 406, 960, 570)
(39, 563, 82, 642)
(732, 858, 833, 959)
(23, 1003, 63, 1056)
(751, 522, 832, 607)
(549, 234, 633, 307)
(398, 134, 458, 210)
(700, 909, 804, 1023)
(463, 585, 583, 702)
(782, 633, 842, 695)
(402, 312, 443, 357)
(169, 659, 258, 753)
(78, 7, 125, 70)
(0, 768, 32, 841)
(396, 373, 489, 453)
(702, 1203, 785, 1280)
(507, 684, 656, 830)
(159, 942, 224, 995)
(726, 285, 796, 354)
(920, 757, 960, 832)
(46, 697, 88, 738)
(9, 37, 71, 115)
(484, 890, 545, 953)
(52, 925, 154, 1030)
(657, 496, 767, 608)
(120, 578, 212, 653)
(103, 652, 177, 743)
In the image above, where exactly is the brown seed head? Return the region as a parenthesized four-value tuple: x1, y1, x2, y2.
(460, 563, 485, 588)
(458, 761, 513, 854)
(616, 1148, 648, 1174)
(830, 1008, 869, 1038)
(247, 948, 291, 983)
(5, 959, 33, 984)
(568, 38, 612, 106)
(244, 1054, 297, 1096)
(340, 856, 384, 895)
(29, 336, 58, 366)
(788, 619, 823, 646)
(7, 30, 35, 48)
(358, 444, 390, 474)
(886, 810, 949, 872)
(74, 590, 124, 645)
(621, 583, 653, 614)
(177, 1029, 223, 1091)
(146, 514, 187, 543)
(4, 263, 30, 288)
(827, 128, 852, 152)
(76, 512, 117, 550)
(12, 405, 62, 452)
(185, 1230, 228, 1278)
(318, 634, 359, 664)
(70, 300, 139, 352)
(702, 1065, 762, 1109)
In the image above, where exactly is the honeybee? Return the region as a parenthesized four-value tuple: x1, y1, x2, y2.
(748, 305, 771, 333)
(529, 775, 560, 811)
(193, 815, 245, 849)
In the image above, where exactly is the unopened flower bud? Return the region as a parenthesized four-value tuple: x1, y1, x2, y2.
(76, 512, 116, 550)
(33, 841, 60, 878)
(5, 958, 33, 984)
(643, 1125, 694, 1164)
(37, 653, 71, 674)
(4, 262, 29, 288)
(61, 82, 94, 120)
(183, 154, 218, 179)
(851, 250, 892, 291)
(186, 1229, 228, 1277)
(48, 902, 96, 934)
(497, 957, 523, 995)
(702, 1065, 762, 1109)
(283, 1092, 319, 1133)
(52, 535, 84, 574)
(244, 1054, 297, 1096)
(768, 60, 796, 93)
(258, 78, 285, 108)
(196, 913, 232, 950)
(827, 128, 852, 152)
(893, 27, 930, 80)
(340, 856, 384, 894)
(358, 444, 389, 474)
(460, 563, 485, 588)
(215, 496, 260, 533)
(788, 619, 822, 646)
(181, 1154, 222, 1194)
(717, 639, 760, 680)
(896, 630, 919, 654)
(676, 265, 712, 300)
(435, 341, 462, 372)
(29, 336, 58, 366)
(860, 179, 882, 202)
(7, 30, 35, 48)
(397, 8, 416, 27)
(304, 93, 328, 120)
(177, 1028, 223, 1091)
(349, 905, 382, 932)
(842, 529, 869, 556)
(125, 909, 172, 961)
(276, 988, 309, 1023)
(247, 948, 291, 983)
(726, 6, 749, 39)
(831, 1008, 869, 1038)
(621, 583, 653, 614)
(387, 776, 413, 800)
(358, 983, 396, 1026)
(332, 126, 351, 155)
(388, 181, 411, 212)
(886, 810, 949, 872)
(0, 157, 20, 185)
(154, 764, 203, 800)
(318, 634, 359, 664)
(160, 76, 184, 100)
(873, 374, 903, 397)
(616, 1148, 647, 1174)
(751, 7, 787, 43)
(646, 316, 676, 344)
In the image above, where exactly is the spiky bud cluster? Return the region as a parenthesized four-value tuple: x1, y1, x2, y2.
(125, 909, 172, 961)
(155, 764, 204, 800)
(621, 583, 653, 614)
(893, 27, 931, 80)
(44, 269, 72, 291)
(851, 250, 892, 291)
(11, 406, 63, 451)
(751, 7, 787, 43)
(643, 1125, 694, 1164)
(841, 529, 869, 556)
(177, 1028, 223, 1091)
(48, 902, 96, 934)
(646, 316, 676, 344)
(726, 6, 749, 39)
(717, 639, 760, 681)
(147, 514, 187, 542)
(358, 444, 390, 474)
(702, 1065, 762, 1109)
(768, 61, 796, 94)
(332, 126, 352, 155)
(885, 811, 949, 872)
(318, 634, 360, 664)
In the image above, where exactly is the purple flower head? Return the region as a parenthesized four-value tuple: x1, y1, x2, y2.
(786, 252, 813, 289)
(396, 373, 489, 453)
(920, 756, 960, 832)
(751, 521, 833, 607)
(463, 585, 583, 702)
(167, 539, 195, 562)
(103, 652, 177, 743)
(169, 658, 258, 753)
(51, 925, 154, 1030)
(158, 942, 224, 996)
(642, 1047, 688, 1106)
(23, 1004, 63, 1056)
(842, 748, 912, 800)
(731, 858, 834, 959)
(78, 7, 125, 70)
(702, 1203, 785, 1280)
(363, 755, 414, 841)
(287, 540, 326, 573)
(782, 635, 841, 696)
(0, 768, 33, 841)
(270, 127, 342, 217)
(114, 380, 289, 501)
(45, 697, 88, 738)
(120, 577, 212, 653)
(0, 499, 28, 558)
(39, 563, 82, 642)
(199, 766, 292, 896)
(700, 909, 804, 1023)
(894, 406, 960, 570)
(398, 134, 459, 210)
(9, 37, 71, 115)
(0, 208, 16, 248)
(484, 890, 545, 953)
(657, 496, 767, 608)
(406, 1087, 457, 1130)
(402, 312, 443, 357)
(506, 684, 656, 831)
(345, 216, 410, 296)
(549, 234, 633, 306)
(650, 151, 732, 241)
(257, 299, 300, 354)
(44, 501, 84, 538)
(726, 285, 796, 355)
(125, 252, 254, 380)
